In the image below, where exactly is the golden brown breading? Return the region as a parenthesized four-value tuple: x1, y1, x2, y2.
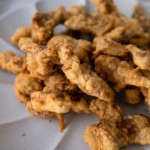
(95, 55, 150, 91)
(133, 5, 150, 34)
(14, 73, 43, 104)
(14, 73, 54, 118)
(0, 51, 27, 74)
(50, 35, 114, 102)
(94, 37, 150, 70)
(19, 38, 59, 79)
(31, 91, 90, 114)
(104, 26, 125, 42)
(89, 99, 122, 120)
(44, 71, 78, 93)
(65, 13, 114, 36)
(31, 6, 68, 44)
(84, 115, 150, 150)
(31, 91, 122, 120)
(91, 0, 120, 15)
(124, 87, 142, 105)
(69, 5, 86, 16)
(11, 27, 31, 45)
(93, 37, 129, 58)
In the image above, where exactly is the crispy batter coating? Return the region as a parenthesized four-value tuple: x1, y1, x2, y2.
(89, 99, 122, 120)
(93, 37, 128, 58)
(11, 27, 31, 45)
(91, 0, 120, 15)
(94, 37, 150, 70)
(19, 38, 59, 79)
(44, 71, 78, 93)
(14, 73, 54, 118)
(84, 115, 150, 150)
(0, 51, 27, 74)
(133, 5, 150, 34)
(50, 35, 114, 102)
(14, 73, 43, 104)
(31, 91, 122, 120)
(65, 14, 114, 36)
(69, 5, 86, 16)
(31, 6, 68, 44)
(95, 55, 150, 91)
(31, 91, 90, 114)
(124, 87, 142, 105)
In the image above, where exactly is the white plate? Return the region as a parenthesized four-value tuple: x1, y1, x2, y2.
(0, 0, 150, 150)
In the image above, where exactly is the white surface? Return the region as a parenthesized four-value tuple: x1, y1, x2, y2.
(0, 0, 150, 150)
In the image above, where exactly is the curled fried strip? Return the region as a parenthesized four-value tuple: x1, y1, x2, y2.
(14, 73, 54, 118)
(95, 55, 150, 91)
(31, 91, 122, 120)
(44, 71, 78, 93)
(65, 14, 114, 36)
(0, 51, 27, 74)
(11, 27, 31, 45)
(84, 115, 150, 150)
(50, 35, 114, 102)
(19, 38, 59, 79)
(31, 6, 68, 44)
(94, 37, 150, 70)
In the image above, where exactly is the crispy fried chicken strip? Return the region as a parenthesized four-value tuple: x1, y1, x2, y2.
(95, 55, 150, 91)
(31, 91, 122, 120)
(14, 73, 53, 118)
(84, 115, 150, 150)
(94, 37, 150, 70)
(19, 36, 91, 79)
(19, 38, 59, 79)
(31, 6, 68, 44)
(50, 35, 114, 102)
(65, 14, 114, 36)
(44, 71, 78, 93)
(133, 5, 150, 34)
(124, 87, 142, 105)
(14, 73, 66, 130)
(11, 27, 31, 45)
(0, 51, 27, 74)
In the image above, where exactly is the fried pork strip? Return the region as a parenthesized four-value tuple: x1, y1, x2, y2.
(0, 51, 27, 74)
(94, 37, 150, 70)
(50, 35, 114, 102)
(95, 55, 150, 91)
(84, 115, 150, 150)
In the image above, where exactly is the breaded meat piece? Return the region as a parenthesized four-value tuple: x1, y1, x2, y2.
(0, 51, 27, 74)
(50, 35, 114, 102)
(94, 37, 150, 70)
(19, 38, 59, 79)
(84, 115, 150, 150)
(95, 55, 150, 91)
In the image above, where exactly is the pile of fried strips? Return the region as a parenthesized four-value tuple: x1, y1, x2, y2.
(1, 0, 150, 149)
